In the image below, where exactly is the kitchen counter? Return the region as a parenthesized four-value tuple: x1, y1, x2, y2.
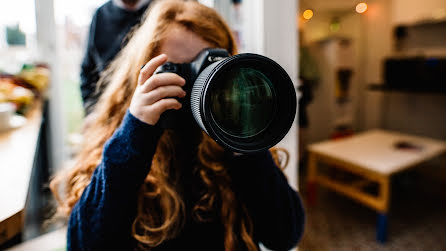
(0, 101, 44, 244)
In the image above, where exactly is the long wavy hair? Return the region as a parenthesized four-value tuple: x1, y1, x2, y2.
(51, 1, 288, 250)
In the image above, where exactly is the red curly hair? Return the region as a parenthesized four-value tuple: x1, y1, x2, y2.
(51, 1, 287, 250)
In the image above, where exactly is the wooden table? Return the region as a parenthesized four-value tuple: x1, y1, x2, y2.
(306, 129, 446, 243)
(0, 102, 44, 244)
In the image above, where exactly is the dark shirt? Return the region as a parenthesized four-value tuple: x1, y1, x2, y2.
(67, 110, 305, 251)
(80, 1, 151, 114)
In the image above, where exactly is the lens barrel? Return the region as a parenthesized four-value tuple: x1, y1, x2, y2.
(191, 53, 296, 153)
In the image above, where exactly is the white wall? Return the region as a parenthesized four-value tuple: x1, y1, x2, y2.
(362, 0, 446, 140)
(35, 0, 66, 171)
(392, 0, 446, 24)
(361, 0, 393, 130)
(242, 0, 299, 192)
(382, 93, 446, 140)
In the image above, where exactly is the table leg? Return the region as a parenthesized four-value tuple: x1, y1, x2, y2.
(376, 176, 390, 243)
(376, 213, 388, 243)
(307, 153, 318, 206)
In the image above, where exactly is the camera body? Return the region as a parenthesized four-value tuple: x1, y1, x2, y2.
(154, 48, 230, 129)
(153, 48, 297, 153)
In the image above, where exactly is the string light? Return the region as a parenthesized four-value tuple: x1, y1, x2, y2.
(356, 2, 368, 14)
(303, 9, 314, 20)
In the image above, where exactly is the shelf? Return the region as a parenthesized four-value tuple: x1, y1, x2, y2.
(367, 84, 446, 94)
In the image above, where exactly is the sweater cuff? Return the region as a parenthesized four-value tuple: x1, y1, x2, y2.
(102, 110, 163, 167)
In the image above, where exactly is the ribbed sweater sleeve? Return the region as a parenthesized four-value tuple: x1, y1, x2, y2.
(226, 151, 305, 251)
(67, 110, 162, 251)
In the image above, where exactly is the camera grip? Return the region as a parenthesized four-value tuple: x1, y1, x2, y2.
(154, 62, 179, 75)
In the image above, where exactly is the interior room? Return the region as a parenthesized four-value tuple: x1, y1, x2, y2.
(298, 0, 446, 250)
(0, 0, 445, 250)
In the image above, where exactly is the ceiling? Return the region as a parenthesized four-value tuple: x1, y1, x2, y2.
(300, 0, 362, 12)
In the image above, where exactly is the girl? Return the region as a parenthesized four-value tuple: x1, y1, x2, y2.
(51, 1, 305, 250)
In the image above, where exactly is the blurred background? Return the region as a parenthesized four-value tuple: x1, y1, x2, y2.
(0, 0, 445, 250)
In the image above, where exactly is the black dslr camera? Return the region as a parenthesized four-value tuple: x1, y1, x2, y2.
(155, 48, 296, 153)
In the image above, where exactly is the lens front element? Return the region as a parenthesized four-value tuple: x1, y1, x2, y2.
(210, 68, 275, 138)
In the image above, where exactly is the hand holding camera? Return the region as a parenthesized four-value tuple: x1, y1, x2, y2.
(132, 48, 297, 153)
(129, 54, 187, 126)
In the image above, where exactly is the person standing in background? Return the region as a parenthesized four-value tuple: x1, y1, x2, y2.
(80, 0, 153, 115)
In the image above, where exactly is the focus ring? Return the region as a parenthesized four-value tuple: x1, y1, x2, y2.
(190, 61, 220, 135)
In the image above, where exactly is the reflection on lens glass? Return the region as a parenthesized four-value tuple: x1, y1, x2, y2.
(210, 67, 275, 138)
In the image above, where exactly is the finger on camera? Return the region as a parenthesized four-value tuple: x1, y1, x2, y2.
(141, 85, 186, 105)
(150, 98, 182, 114)
(141, 72, 186, 94)
(138, 54, 168, 86)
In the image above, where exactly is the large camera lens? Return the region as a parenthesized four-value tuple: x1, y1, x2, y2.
(209, 68, 276, 138)
(191, 53, 296, 153)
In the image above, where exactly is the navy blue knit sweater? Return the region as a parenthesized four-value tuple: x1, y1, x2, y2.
(67, 110, 305, 251)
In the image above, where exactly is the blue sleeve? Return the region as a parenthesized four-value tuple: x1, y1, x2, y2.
(67, 110, 163, 251)
(227, 151, 305, 251)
